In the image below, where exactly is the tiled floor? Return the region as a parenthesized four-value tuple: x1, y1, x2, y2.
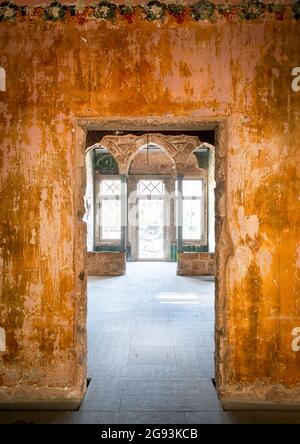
(83, 262, 220, 421)
(1, 262, 300, 424)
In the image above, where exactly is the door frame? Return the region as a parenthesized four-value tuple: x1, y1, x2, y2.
(128, 175, 174, 262)
(73, 116, 229, 397)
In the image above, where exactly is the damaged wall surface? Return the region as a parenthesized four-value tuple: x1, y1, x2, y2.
(0, 1, 299, 408)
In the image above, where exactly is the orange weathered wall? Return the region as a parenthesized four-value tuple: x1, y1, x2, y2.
(0, 7, 299, 406)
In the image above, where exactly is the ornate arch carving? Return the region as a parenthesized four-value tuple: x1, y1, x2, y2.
(128, 134, 177, 174)
(98, 134, 137, 174)
(96, 133, 202, 175)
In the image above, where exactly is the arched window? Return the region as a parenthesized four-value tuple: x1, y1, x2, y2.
(85, 145, 121, 251)
(129, 143, 175, 176)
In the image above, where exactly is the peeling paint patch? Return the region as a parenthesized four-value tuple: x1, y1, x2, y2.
(257, 247, 273, 275)
(29, 228, 37, 245)
(237, 206, 260, 240)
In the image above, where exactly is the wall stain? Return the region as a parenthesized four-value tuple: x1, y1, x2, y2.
(0, 17, 299, 399)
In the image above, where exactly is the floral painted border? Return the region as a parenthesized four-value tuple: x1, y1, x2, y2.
(0, 1, 300, 23)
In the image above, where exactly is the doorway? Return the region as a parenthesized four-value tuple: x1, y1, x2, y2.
(126, 141, 176, 262)
(137, 179, 164, 260)
(74, 117, 227, 414)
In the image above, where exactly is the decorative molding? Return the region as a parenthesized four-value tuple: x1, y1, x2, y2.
(0, 1, 299, 24)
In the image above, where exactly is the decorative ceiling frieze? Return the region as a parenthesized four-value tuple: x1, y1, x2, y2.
(0, 1, 299, 24)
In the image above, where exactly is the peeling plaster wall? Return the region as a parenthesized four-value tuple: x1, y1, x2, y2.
(0, 12, 299, 406)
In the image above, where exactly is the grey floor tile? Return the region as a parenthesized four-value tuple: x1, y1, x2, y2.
(87, 376, 125, 394)
(89, 320, 135, 332)
(88, 332, 132, 347)
(91, 365, 180, 380)
(170, 320, 214, 332)
(74, 411, 117, 424)
(128, 346, 176, 366)
(105, 303, 138, 313)
(114, 411, 187, 424)
(131, 322, 174, 346)
(89, 311, 136, 321)
(137, 302, 169, 312)
(168, 311, 204, 321)
(185, 411, 231, 424)
(130, 334, 175, 347)
(175, 345, 214, 367)
(80, 391, 122, 412)
(172, 331, 214, 347)
(198, 308, 215, 321)
(135, 311, 169, 321)
(177, 365, 213, 379)
(120, 380, 222, 412)
(88, 347, 130, 369)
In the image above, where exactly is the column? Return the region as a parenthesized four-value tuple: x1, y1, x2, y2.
(120, 174, 127, 252)
(177, 175, 183, 253)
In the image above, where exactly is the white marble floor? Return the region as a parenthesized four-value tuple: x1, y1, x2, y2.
(2, 262, 300, 424)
